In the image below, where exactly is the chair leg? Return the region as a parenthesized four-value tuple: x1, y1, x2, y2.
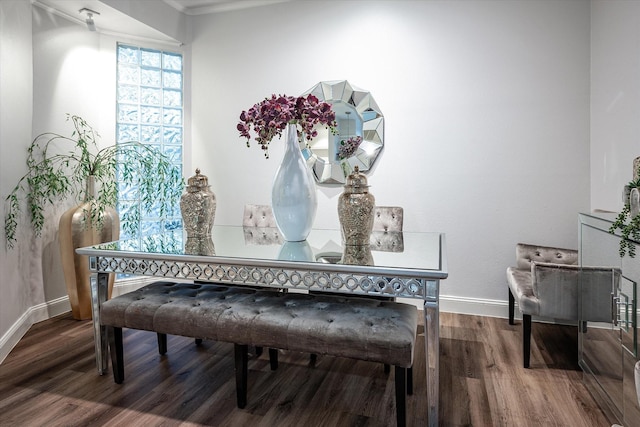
(523, 314, 532, 368)
(508, 288, 515, 325)
(269, 348, 278, 371)
(108, 326, 124, 384)
(195, 338, 203, 346)
(157, 333, 167, 355)
(394, 366, 407, 427)
(234, 344, 248, 409)
(255, 346, 263, 357)
(407, 366, 413, 395)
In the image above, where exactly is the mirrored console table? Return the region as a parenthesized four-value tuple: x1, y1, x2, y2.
(77, 226, 448, 426)
(579, 212, 640, 427)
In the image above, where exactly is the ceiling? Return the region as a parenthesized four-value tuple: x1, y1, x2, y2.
(34, 0, 177, 42)
(33, 0, 293, 43)
(163, 0, 293, 15)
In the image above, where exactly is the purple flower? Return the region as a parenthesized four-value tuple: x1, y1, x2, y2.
(238, 93, 337, 158)
(337, 136, 363, 160)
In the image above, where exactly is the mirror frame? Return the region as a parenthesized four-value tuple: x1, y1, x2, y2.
(301, 80, 384, 185)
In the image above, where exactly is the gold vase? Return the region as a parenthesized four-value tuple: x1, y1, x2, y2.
(59, 176, 119, 320)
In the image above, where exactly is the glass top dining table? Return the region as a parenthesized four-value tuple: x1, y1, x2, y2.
(77, 225, 448, 426)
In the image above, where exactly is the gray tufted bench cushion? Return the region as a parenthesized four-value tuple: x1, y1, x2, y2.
(100, 281, 418, 426)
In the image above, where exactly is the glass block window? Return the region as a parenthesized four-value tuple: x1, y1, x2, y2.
(116, 44, 183, 243)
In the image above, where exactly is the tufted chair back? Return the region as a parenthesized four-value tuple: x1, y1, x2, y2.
(243, 205, 277, 228)
(373, 206, 404, 232)
(242, 205, 282, 245)
(515, 243, 578, 270)
(371, 206, 404, 252)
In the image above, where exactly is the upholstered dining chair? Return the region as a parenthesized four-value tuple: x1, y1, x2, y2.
(242, 204, 282, 245)
(507, 243, 616, 368)
(192, 204, 281, 356)
(370, 206, 404, 252)
(243, 204, 276, 227)
(372, 206, 403, 232)
(361, 206, 411, 380)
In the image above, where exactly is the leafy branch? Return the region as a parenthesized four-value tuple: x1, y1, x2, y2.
(609, 174, 640, 258)
(4, 114, 183, 249)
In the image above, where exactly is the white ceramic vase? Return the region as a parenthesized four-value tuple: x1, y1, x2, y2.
(271, 123, 317, 241)
(277, 240, 314, 261)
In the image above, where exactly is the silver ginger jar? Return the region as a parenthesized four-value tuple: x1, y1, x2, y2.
(338, 166, 375, 246)
(180, 168, 216, 238)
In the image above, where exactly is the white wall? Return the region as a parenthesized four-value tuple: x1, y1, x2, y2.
(590, 0, 640, 212)
(0, 0, 35, 361)
(190, 0, 591, 304)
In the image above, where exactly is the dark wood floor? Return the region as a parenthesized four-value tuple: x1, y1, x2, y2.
(0, 312, 611, 426)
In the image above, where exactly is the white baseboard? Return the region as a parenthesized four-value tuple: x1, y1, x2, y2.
(0, 296, 70, 365)
(440, 294, 509, 318)
(396, 294, 510, 318)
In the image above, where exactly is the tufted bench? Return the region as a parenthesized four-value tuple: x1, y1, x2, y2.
(100, 281, 418, 426)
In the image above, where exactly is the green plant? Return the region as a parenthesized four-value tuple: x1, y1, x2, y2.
(609, 175, 640, 258)
(4, 114, 183, 249)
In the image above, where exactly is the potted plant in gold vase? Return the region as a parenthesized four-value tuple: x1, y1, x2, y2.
(4, 114, 183, 319)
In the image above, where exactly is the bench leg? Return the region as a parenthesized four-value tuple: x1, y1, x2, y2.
(523, 314, 531, 368)
(107, 326, 124, 384)
(269, 348, 278, 371)
(384, 363, 390, 374)
(407, 366, 413, 395)
(157, 333, 167, 355)
(234, 344, 248, 409)
(394, 366, 407, 427)
(508, 288, 515, 325)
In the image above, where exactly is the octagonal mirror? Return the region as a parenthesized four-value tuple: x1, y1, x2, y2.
(300, 80, 384, 185)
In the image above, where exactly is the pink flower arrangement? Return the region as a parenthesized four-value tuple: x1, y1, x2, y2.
(238, 93, 337, 158)
(337, 135, 363, 160)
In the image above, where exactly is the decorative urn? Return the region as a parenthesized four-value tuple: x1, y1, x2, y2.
(185, 236, 216, 256)
(338, 166, 375, 245)
(180, 168, 216, 238)
(340, 244, 374, 266)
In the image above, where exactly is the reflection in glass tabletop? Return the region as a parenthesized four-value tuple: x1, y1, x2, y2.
(85, 226, 445, 276)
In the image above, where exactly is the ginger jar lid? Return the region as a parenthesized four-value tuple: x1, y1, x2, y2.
(344, 166, 370, 194)
(186, 168, 210, 192)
